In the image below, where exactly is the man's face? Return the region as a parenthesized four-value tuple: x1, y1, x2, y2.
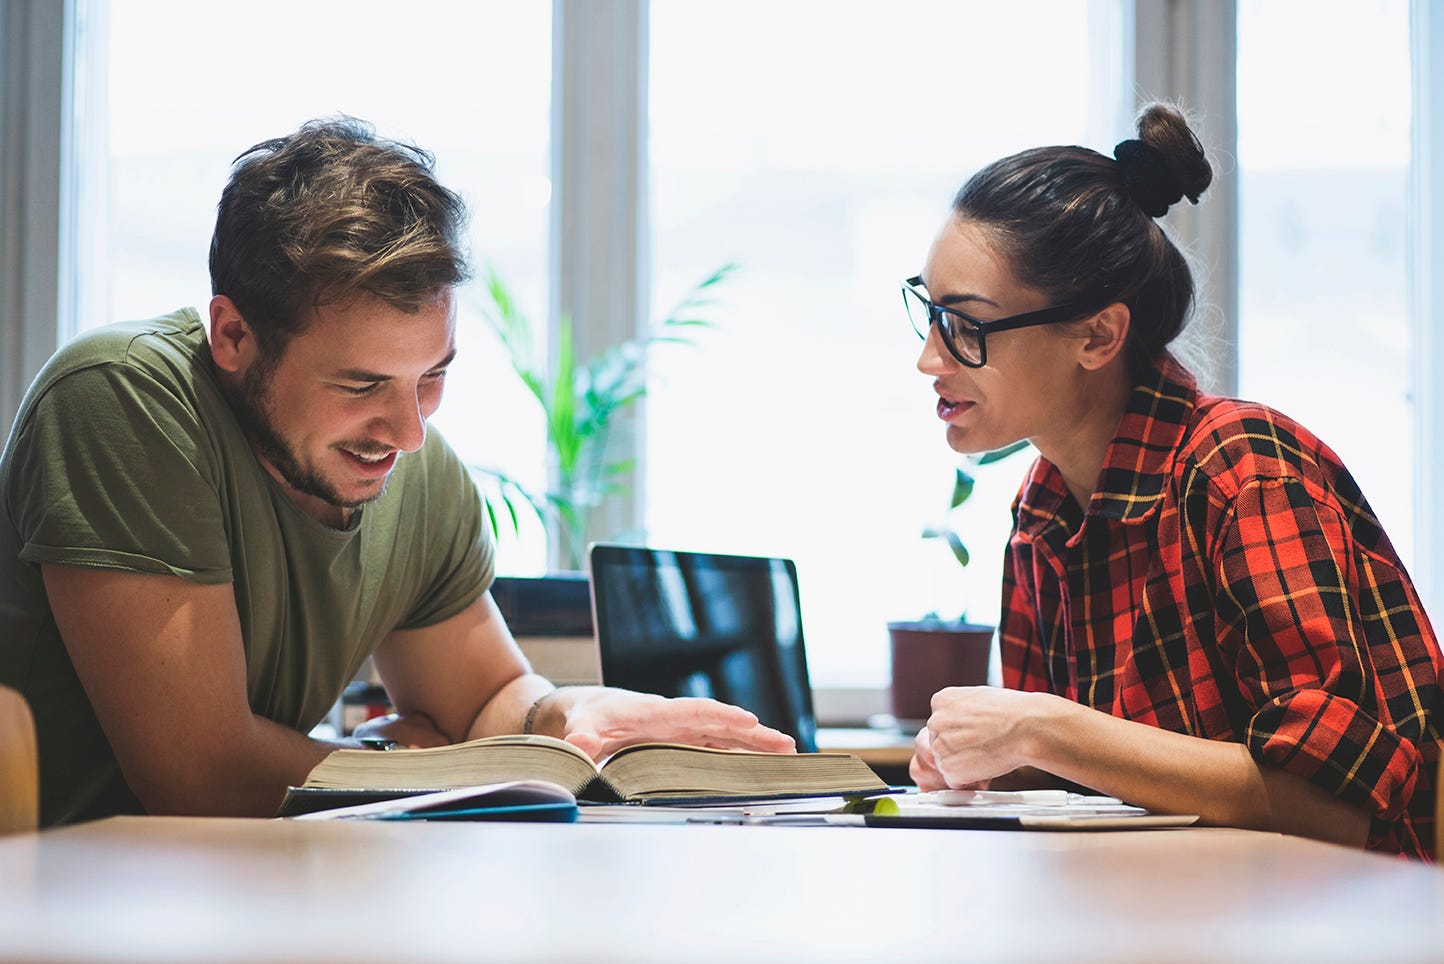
(228, 291, 457, 524)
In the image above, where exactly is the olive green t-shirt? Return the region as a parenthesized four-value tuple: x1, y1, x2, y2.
(0, 309, 494, 825)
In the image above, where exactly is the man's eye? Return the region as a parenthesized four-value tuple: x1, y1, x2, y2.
(340, 383, 380, 396)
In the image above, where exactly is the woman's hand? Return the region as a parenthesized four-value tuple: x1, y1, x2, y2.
(910, 726, 963, 791)
(920, 686, 1068, 789)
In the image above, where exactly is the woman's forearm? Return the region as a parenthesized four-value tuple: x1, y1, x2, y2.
(1020, 696, 1371, 848)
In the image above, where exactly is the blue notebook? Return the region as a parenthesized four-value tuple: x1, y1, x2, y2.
(287, 780, 579, 823)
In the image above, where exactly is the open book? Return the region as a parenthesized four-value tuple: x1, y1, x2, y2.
(277, 734, 888, 817)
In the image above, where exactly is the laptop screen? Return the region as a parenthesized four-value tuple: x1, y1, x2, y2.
(587, 544, 818, 753)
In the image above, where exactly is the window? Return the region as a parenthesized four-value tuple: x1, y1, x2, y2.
(96, 0, 553, 571)
(25, 0, 1429, 685)
(1236, 0, 1412, 564)
(645, 1, 1126, 685)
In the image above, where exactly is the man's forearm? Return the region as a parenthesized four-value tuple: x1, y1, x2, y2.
(140, 712, 349, 818)
(463, 672, 556, 742)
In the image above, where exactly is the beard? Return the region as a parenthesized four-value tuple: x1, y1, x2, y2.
(226, 354, 390, 511)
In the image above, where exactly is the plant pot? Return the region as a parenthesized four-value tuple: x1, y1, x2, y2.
(886, 620, 995, 724)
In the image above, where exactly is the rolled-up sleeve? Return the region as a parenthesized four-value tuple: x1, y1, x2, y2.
(1214, 476, 1424, 823)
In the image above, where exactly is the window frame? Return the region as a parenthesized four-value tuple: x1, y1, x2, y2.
(1410, 0, 1444, 617)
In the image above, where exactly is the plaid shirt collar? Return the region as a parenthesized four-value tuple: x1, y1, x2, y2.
(1016, 354, 1199, 540)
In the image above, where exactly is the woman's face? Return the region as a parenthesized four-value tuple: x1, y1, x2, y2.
(915, 217, 1091, 456)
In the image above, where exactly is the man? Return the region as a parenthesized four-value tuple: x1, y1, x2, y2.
(0, 117, 792, 826)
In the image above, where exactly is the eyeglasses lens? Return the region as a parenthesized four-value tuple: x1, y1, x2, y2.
(903, 286, 932, 341)
(904, 285, 982, 366)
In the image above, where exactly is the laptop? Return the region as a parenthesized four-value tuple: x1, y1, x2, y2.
(587, 544, 819, 753)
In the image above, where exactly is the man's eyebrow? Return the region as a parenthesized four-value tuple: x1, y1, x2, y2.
(331, 349, 458, 383)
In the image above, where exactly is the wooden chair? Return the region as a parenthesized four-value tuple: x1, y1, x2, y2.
(0, 685, 39, 833)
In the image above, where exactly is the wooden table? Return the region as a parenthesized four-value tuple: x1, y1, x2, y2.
(1, 816, 1440, 962)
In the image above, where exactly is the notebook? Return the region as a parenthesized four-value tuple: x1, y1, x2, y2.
(823, 789, 1200, 830)
(587, 544, 819, 753)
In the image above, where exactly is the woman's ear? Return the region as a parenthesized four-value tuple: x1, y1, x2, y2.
(1076, 302, 1130, 371)
(209, 296, 257, 376)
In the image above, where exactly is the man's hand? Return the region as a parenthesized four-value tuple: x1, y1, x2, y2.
(351, 710, 451, 749)
(533, 687, 797, 761)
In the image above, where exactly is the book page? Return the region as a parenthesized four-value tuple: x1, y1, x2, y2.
(596, 744, 888, 802)
(301, 734, 599, 794)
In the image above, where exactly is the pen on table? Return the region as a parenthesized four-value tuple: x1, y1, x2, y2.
(686, 813, 834, 826)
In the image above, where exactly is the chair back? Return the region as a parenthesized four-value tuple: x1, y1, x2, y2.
(0, 685, 39, 833)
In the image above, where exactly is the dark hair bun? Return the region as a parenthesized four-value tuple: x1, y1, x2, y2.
(1114, 103, 1213, 218)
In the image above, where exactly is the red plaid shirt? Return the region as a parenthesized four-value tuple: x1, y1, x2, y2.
(1001, 354, 1442, 860)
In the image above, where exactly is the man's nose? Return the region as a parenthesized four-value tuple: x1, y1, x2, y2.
(375, 389, 427, 452)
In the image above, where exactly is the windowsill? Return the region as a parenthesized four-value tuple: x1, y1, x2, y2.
(810, 685, 890, 728)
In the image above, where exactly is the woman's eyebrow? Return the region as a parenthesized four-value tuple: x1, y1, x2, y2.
(936, 291, 1001, 309)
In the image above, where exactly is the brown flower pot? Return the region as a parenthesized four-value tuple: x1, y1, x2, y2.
(886, 620, 994, 724)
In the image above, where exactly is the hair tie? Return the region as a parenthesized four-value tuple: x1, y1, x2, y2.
(1113, 139, 1184, 218)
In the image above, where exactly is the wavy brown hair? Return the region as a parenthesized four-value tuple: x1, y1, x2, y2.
(209, 116, 470, 355)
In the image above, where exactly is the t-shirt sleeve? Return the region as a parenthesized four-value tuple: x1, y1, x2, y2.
(1213, 476, 1424, 824)
(392, 432, 496, 630)
(10, 362, 232, 584)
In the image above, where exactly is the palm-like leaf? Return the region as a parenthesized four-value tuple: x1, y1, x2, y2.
(949, 467, 975, 508)
(926, 443, 1033, 573)
(468, 263, 732, 568)
(976, 439, 1031, 465)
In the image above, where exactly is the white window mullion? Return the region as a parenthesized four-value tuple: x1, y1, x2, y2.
(549, 0, 649, 568)
(1, 0, 67, 433)
(1130, 0, 1240, 398)
(58, 0, 109, 346)
(1409, 0, 1443, 615)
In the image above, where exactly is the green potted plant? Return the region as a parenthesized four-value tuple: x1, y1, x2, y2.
(887, 441, 1030, 724)
(468, 262, 735, 570)
(466, 264, 734, 684)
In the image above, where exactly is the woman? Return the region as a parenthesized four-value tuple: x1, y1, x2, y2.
(905, 103, 1442, 860)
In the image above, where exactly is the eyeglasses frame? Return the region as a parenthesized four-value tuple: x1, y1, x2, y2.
(903, 275, 1090, 368)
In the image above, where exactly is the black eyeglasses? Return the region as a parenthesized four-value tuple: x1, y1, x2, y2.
(902, 275, 1087, 368)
